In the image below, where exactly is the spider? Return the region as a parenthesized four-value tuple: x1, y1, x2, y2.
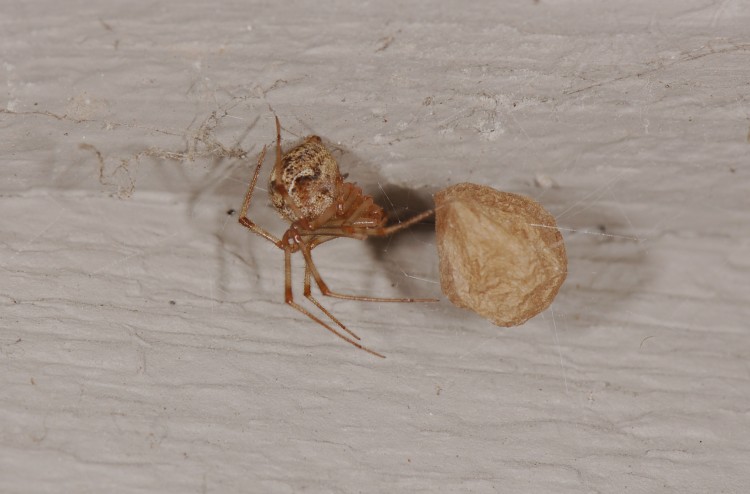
(238, 115, 436, 358)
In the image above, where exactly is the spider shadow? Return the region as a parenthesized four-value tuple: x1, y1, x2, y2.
(507, 183, 657, 331)
(329, 147, 439, 300)
(367, 183, 436, 261)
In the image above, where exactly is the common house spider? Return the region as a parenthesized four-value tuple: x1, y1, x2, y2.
(239, 115, 436, 358)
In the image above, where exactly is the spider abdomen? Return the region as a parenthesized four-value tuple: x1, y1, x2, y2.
(270, 135, 342, 222)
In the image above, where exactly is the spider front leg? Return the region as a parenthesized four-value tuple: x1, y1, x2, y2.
(238, 144, 283, 246)
(281, 246, 385, 358)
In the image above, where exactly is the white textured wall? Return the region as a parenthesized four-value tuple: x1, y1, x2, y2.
(2, 1, 749, 492)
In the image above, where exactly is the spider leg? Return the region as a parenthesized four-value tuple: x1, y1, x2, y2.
(298, 243, 439, 303)
(274, 114, 283, 174)
(238, 144, 283, 246)
(284, 246, 385, 358)
(302, 262, 361, 340)
(310, 208, 436, 240)
(366, 208, 437, 235)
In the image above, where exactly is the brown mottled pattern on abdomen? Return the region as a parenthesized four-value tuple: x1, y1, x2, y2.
(270, 136, 342, 222)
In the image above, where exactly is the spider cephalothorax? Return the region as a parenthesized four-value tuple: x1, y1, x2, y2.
(239, 115, 435, 358)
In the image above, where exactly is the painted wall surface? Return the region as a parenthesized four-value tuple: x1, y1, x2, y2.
(2, 2, 749, 492)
